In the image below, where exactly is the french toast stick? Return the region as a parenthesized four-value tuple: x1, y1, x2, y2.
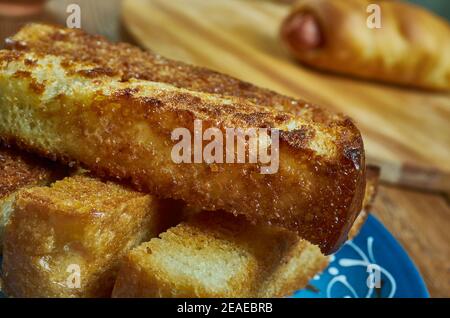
(0, 24, 365, 254)
(0, 145, 68, 253)
(112, 169, 379, 298)
(259, 165, 379, 297)
(2, 175, 184, 298)
(8, 23, 346, 118)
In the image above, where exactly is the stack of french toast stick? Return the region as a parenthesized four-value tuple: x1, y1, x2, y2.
(0, 24, 378, 298)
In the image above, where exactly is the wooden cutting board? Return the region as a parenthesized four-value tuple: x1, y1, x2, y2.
(122, 0, 450, 193)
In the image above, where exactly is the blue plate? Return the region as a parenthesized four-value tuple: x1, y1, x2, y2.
(0, 215, 428, 298)
(293, 215, 429, 298)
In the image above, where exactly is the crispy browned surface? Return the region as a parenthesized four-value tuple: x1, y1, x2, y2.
(2, 175, 183, 298)
(349, 165, 380, 239)
(263, 167, 378, 297)
(180, 164, 378, 241)
(6, 23, 329, 118)
(0, 24, 365, 254)
(0, 145, 68, 254)
(0, 145, 66, 200)
(5, 24, 364, 159)
(112, 170, 378, 298)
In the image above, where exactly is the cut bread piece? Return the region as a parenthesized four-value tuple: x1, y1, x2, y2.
(2, 175, 183, 298)
(0, 24, 366, 254)
(256, 239, 327, 298)
(112, 211, 325, 298)
(112, 166, 379, 298)
(0, 145, 68, 253)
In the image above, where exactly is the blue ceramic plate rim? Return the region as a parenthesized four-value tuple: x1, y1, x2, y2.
(292, 214, 429, 298)
(364, 215, 429, 297)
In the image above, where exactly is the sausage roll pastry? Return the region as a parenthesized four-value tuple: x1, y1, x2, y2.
(281, 0, 450, 91)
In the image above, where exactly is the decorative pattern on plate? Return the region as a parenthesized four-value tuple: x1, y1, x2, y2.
(324, 237, 396, 298)
(293, 215, 429, 298)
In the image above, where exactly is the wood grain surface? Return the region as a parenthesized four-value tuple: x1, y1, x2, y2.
(373, 185, 449, 297)
(0, 0, 448, 297)
(122, 0, 450, 193)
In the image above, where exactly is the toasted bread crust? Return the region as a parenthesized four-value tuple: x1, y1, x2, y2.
(349, 165, 379, 239)
(0, 24, 365, 254)
(0, 145, 66, 199)
(5, 24, 363, 150)
(0, 145, 68, 254)
(112, 168, 378, 299)
(2, 175, 183, 297)
(112, 211, 325, 298)
(260, 164, 378, 297)
(6, 24, 328, 118)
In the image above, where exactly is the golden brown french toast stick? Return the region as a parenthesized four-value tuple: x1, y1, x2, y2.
(9, 23, 335, 116)
(111, 168, 378, 298)
(262, 166, 379, 297)
(0, 24, 365, 254)
(2, 175, 183, 297)
(0, 145, 68, 253)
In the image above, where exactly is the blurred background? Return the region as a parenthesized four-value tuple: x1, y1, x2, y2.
(0, 0, 449, 297)
(405, 0, 450, 20)
(1, 0, 450, 39)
